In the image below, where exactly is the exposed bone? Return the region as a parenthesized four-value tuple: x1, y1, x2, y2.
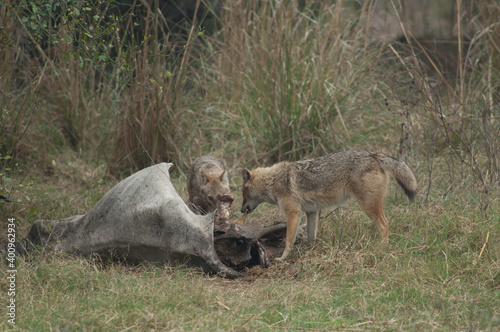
(214, 194, 234, 225)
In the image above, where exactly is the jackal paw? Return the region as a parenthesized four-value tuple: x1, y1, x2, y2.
(274, 256, 288, 262)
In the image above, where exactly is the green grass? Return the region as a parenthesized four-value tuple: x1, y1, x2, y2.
(6, 236, 499, 331)
(0, 166, 498, 331)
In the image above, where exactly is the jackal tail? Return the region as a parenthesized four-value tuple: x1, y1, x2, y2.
(378, 155, 418, 201)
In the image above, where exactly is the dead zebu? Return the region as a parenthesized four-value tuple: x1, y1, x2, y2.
(10, 163, 288, 278)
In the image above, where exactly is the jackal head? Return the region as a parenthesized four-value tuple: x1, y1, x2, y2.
(201, 170, 230, 211)
(241, 169, 266, 214)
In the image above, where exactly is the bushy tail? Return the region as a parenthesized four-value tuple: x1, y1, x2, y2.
(377, 155, 418, 201)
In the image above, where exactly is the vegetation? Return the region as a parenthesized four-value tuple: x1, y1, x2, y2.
(1, 0, 499, 330)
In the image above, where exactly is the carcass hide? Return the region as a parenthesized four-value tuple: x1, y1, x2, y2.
(15, 163, 247, 278)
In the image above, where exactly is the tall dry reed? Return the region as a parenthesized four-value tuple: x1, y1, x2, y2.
(202, 0, 380, 165)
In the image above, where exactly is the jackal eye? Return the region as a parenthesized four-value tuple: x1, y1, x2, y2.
(208, 195, 214, 202)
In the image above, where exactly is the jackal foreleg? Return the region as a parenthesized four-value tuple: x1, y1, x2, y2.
(276, 200, 302, 261)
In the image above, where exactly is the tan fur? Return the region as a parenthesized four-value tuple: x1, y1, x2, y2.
(241, 150, 418, 260)
(188, 156, 231, 215)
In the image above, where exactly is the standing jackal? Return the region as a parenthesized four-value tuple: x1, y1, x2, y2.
(188, 155, 231, 215)
(241, 150, 418, 261)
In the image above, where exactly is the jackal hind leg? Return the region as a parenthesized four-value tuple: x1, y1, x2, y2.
(352, 171, 390, 244)
(306, 211, 319, 242)
(352, 176, 389, 244)
(357, 197, 389, 244)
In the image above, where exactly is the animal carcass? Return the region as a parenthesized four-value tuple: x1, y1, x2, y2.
(14, 163, 246, 278)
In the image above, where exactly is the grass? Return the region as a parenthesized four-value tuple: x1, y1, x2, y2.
(0, 166, 498, 330)
(1, 0, 499, 330)
(201, 0, 382, 164)
(5, 225, 499, 330)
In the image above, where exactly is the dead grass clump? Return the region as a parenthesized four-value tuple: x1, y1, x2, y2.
(201, 0, 381, 165)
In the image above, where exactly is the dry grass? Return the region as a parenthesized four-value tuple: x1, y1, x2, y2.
(200, 0, 381, 164)
(1, 155, 498, 330)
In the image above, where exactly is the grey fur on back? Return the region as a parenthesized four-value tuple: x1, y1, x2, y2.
(275, 150, 417, 200)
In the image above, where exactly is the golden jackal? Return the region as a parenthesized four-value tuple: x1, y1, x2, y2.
(188, 155, 231, 215)
(241, 150, 418, 260)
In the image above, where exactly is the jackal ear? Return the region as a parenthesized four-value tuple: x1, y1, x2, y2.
(201, 171, 210, 184)
(241, 169, 253, 182)
(220, 170, 228, 184)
